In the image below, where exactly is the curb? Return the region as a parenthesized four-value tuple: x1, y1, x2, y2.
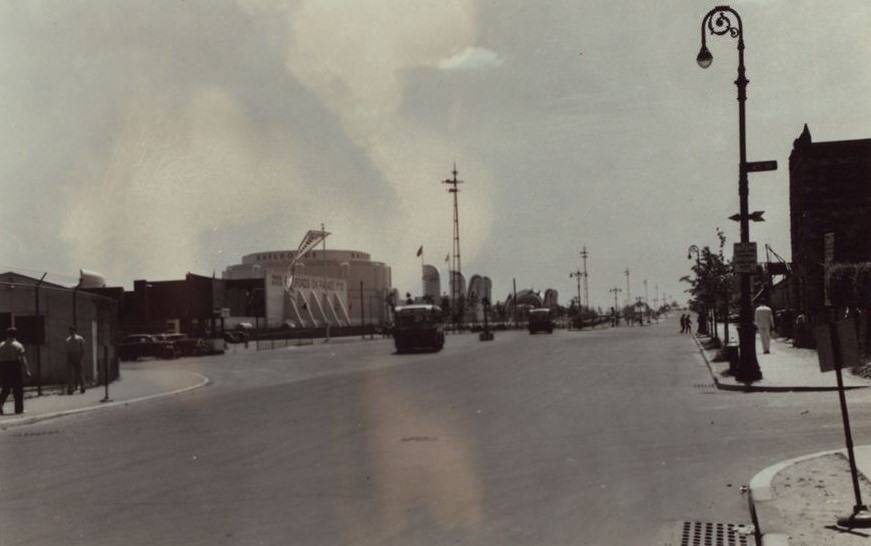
(0, 371, 211, 429)
(690, 335, 867, 393)
(748, 447, 866, 546)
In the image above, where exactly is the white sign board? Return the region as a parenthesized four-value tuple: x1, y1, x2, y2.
(732, 242, 758, 273)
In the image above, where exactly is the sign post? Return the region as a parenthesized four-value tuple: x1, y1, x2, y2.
(815, 319, 871, 528)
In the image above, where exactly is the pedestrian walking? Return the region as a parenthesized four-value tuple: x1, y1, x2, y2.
(680, 314, 687, 333)
(65, 325, 86, 394)
(0, 327, 31, 415)
(684, 315, 693, 335)
(755, 301, 775, 354)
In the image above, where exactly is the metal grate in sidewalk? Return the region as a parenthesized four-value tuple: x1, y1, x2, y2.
(677, 521, 752, 546)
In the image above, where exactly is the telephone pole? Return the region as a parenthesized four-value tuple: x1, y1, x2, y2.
(624, 268, 631, 307)
(609, 287, 622, 314)
(570, 269, 583, 324)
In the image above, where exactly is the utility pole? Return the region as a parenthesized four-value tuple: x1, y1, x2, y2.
(609, 287, 622, 316)
(442, 164, 464, 328)
(322, 222, 330, 341)
(624, 268, 631, 307)
(570, 269, 583, 326)
(580, 246, 590, 308)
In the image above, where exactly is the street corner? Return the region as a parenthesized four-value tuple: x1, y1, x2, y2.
(750, 447, 871, 546)
(0, 369, 210, 428)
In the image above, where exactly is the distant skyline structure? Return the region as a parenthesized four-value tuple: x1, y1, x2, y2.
(580, 246, 590, 309)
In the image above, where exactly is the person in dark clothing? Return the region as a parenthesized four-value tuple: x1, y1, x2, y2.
(680, 314, 687, 333)
(684, 315, 693, 334)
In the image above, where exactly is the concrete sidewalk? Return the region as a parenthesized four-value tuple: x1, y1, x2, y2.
(750, 445, 871, 546)
(0, 363, 209, 427)
(693, 324, 871, 392)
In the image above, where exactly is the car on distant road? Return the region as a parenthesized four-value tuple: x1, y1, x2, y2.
(119, 334, 178, 361)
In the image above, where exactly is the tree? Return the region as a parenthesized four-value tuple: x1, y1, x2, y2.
(681, 229, 735, 346)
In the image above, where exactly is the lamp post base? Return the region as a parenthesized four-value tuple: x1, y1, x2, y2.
(735, 324, 762, 383)
(837, 508, 871, 529)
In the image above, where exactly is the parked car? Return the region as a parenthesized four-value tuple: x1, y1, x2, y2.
(223, 331, 248, 344)
(162, 333, 209, 357)
(119, 334, 178, 361)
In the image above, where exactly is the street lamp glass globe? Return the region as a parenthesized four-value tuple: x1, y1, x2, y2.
(696, 46, 713, 69)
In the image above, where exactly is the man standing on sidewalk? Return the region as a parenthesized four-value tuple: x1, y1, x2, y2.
(65, 326, 86, 394)
(755, 300, 775, 354)
(0, 327, 31, 415)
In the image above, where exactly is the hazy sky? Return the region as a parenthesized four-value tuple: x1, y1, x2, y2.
(1, 0, 869, 309)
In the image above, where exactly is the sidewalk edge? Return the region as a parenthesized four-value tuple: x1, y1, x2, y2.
(690, 335, 868, 393)
(749, 446, 864, 545)
(0, 371, 211, 429)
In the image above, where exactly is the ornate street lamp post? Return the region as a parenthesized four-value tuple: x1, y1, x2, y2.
(696, 5, 761, 382)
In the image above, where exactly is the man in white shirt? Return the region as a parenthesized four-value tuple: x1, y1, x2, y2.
(754, 302, 775, 354)
(0, 327, 30, 415)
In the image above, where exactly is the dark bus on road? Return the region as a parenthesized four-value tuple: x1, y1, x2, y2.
(528, 308, 554, 334)
(393, 304, 446, 353)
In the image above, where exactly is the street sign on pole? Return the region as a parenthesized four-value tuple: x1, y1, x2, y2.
(732, 242, 758, 273)
(728, 211, 765, 222)
(745, 160, 778, 173)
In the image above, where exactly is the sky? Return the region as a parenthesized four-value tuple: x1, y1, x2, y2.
(1, 0, 869, 310)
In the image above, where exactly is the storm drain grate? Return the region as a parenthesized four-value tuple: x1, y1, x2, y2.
(693, 383, 716, 389)
(679, 521, 751, 546)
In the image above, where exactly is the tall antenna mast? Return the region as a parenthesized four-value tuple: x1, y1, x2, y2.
(442, 164, 464, 322)
(580, 246, 589, 308)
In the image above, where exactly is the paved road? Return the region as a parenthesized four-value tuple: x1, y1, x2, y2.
(2, 318, 869, 545)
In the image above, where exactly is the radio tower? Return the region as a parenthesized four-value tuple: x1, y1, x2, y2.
(443, 164, 464, 323)
(580, 246, 589, 308)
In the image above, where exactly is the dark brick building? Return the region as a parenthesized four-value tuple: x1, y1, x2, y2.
(789, 125, 871, 323)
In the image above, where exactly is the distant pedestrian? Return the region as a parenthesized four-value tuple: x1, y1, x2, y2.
(680, 314, 687, 333)
(684, 315, 693, 335)
(0, 327, 31, 415)
(755, 301, 775, 354)
(65, 326, 86, 394)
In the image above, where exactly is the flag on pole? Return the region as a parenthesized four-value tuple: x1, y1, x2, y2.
(416, 245, 423, 257)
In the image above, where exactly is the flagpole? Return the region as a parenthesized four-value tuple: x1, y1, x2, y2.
(420, 248, 425, 299)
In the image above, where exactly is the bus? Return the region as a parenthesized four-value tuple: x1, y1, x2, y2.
(393, 304, 446, 353)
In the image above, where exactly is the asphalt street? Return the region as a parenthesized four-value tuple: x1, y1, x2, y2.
(2, 317, 870, 545)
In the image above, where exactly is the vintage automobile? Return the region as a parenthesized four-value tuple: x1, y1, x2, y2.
(528, 308, 555, 334)
(393, 304, 445, 353)
(118, 334, 179, 361)
(162, 333, 209, 357)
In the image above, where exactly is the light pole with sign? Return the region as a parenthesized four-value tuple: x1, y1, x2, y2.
(697, 5, 778, 382)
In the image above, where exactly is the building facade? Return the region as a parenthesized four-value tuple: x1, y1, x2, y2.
(0, 271, 119, 386)
(224, 249, 392, 328)
(789, 125, 871, 323)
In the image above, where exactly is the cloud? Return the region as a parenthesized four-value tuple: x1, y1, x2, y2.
(282, 0, 496, 290)
(438, 47, 504, 71)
